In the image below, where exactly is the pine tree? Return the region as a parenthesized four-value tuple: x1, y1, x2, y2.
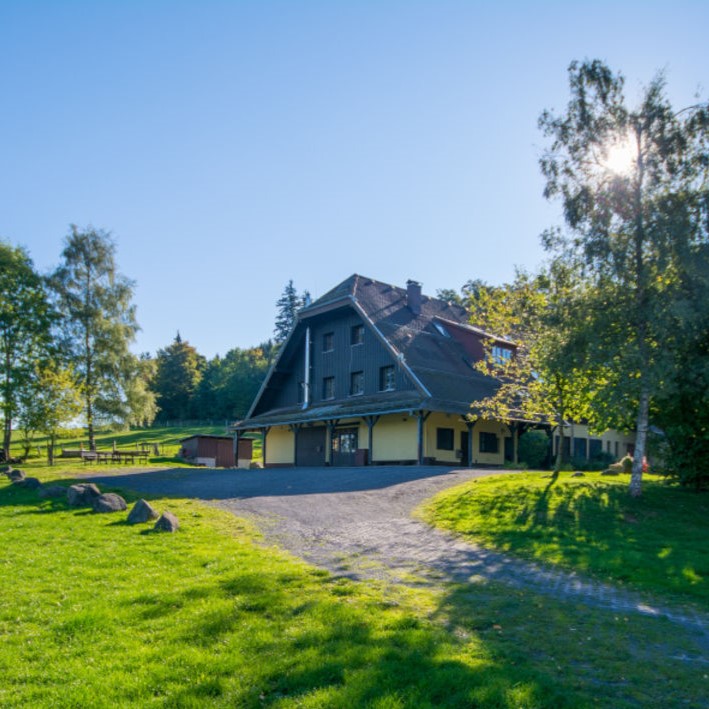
(274, 280, 309, 345)
(152, 334, 205, 421)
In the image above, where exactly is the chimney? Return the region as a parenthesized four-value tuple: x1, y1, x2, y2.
(406, 280, 422, 315)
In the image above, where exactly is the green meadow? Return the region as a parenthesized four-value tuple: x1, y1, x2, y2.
(1, 466, 707, 707)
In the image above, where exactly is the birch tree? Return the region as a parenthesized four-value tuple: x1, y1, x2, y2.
(50, 226, 141, 450)
(539, 60, 709, 496)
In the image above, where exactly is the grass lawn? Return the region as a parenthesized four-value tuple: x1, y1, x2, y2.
(421, 471, 709, 606)
(10, 424, 263, 468)
(2, 468, 707, 707)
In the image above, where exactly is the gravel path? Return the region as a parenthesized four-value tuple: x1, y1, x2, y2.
(91, 464, 709, 652)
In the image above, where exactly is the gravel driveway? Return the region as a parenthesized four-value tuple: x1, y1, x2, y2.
(91, 464, 709, 648)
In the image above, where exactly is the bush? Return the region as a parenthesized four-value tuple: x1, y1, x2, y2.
(571, 451, 615, 471)
(590, 450, 614, 469)
(504, 461, 528, 470)
(517, 430, 550, 469)
(620, 455, 633, 474)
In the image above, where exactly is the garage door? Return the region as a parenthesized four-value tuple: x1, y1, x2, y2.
(296, 427, 327, 466)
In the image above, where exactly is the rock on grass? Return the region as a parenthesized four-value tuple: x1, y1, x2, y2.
(154, 511, 180, 532)
(67, 483, 101, 507)
(127, 499, 159, 524)
(92, 493, 127, 513)
(38, 485, 67, 499)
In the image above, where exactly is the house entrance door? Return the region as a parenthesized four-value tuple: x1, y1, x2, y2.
(296, 427, 327, 466)
(460, 431, 470, 466)
(331, 428, 358, 466)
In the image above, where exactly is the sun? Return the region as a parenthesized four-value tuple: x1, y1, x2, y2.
(601, 136, 637, 175)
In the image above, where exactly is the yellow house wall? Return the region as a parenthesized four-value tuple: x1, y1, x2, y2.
(423, 413, 506, 465)
(371, 415, 418, 462)
(265, 426, 295, 465)
(472, 419, 506, 466)
(425, 412, 467, 463)
(563, 423, 635, 459)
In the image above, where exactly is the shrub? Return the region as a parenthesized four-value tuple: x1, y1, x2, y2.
(590, 450, 614, 469)
(504, 461, 528, 470)
(620, 455, 633, 474)
(517, 430, 550, 469)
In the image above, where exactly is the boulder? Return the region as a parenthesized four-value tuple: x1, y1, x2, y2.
(571, 471, 585, 478)
(154, 510, 180, 532)
(8, 469, 25, 483)
(601, 469, 620, 476)
(38, 484, 67, 499)
(127, 499, 159, 524)
(20, 477, 42, 489)
(67, 483, 101, 507)
(92, 493, 127, 513)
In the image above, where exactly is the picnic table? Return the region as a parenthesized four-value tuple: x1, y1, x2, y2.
(80, 450, 151, 464)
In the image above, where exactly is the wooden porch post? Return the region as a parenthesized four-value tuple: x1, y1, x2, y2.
(232, 431, 240, 467)
(326, 420, 339, 466)
(289, 424, 302, 466)
(417, 411, 431, 465)
(262, 427, 270, 467)
(466, 420, 476, 467)
(364, 415, 380, 466)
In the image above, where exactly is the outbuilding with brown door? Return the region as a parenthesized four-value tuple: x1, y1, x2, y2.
(179, 435, 236, 468)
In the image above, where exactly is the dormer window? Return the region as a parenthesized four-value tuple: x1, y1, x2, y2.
(351, 324, 364, 345)
(433, 321, 450, 338)
(492, 345, 512, 365)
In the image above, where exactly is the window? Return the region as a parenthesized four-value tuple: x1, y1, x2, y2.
(379, 365, 395, 391)
(323, 332, 334, 352)
(479, 432, 499, 454)
(573, 437, 587, 460)
(436, 428, 454, 451)
(350, 371, 364, 396)
(322, 377, 335, 400)
(589, 439, 602, 459)
(351, 324, 364, 345)
(492, 345, 512, 365)
(433, 321, 450, 338)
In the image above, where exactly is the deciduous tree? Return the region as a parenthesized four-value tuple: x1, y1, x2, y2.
(0, 242, 55, 460)
(471, 265, 592, 478)
(18, 364, 81, 465)
(539, 60, 709, 495)
(50, 226, 141, 449)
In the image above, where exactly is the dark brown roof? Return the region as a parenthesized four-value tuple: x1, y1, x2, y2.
(235, 275, 511, 429)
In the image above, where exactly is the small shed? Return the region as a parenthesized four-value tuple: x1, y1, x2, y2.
(179, 435, 235, 468)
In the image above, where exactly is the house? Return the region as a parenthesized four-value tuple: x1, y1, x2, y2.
(233, 275, 634, 467)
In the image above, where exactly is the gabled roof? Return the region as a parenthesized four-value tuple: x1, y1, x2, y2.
(236, 274, 512, 429)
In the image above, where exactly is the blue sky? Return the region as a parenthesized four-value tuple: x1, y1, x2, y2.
(2, 1, 707, 358)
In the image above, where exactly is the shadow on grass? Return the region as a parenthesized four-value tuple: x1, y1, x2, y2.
(146, 573, 577, 708)
(432, 580, 709, 709)
(445, 476, 708, 603)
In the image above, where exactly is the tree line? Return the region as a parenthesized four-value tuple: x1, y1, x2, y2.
(0, 224, 310, 460)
